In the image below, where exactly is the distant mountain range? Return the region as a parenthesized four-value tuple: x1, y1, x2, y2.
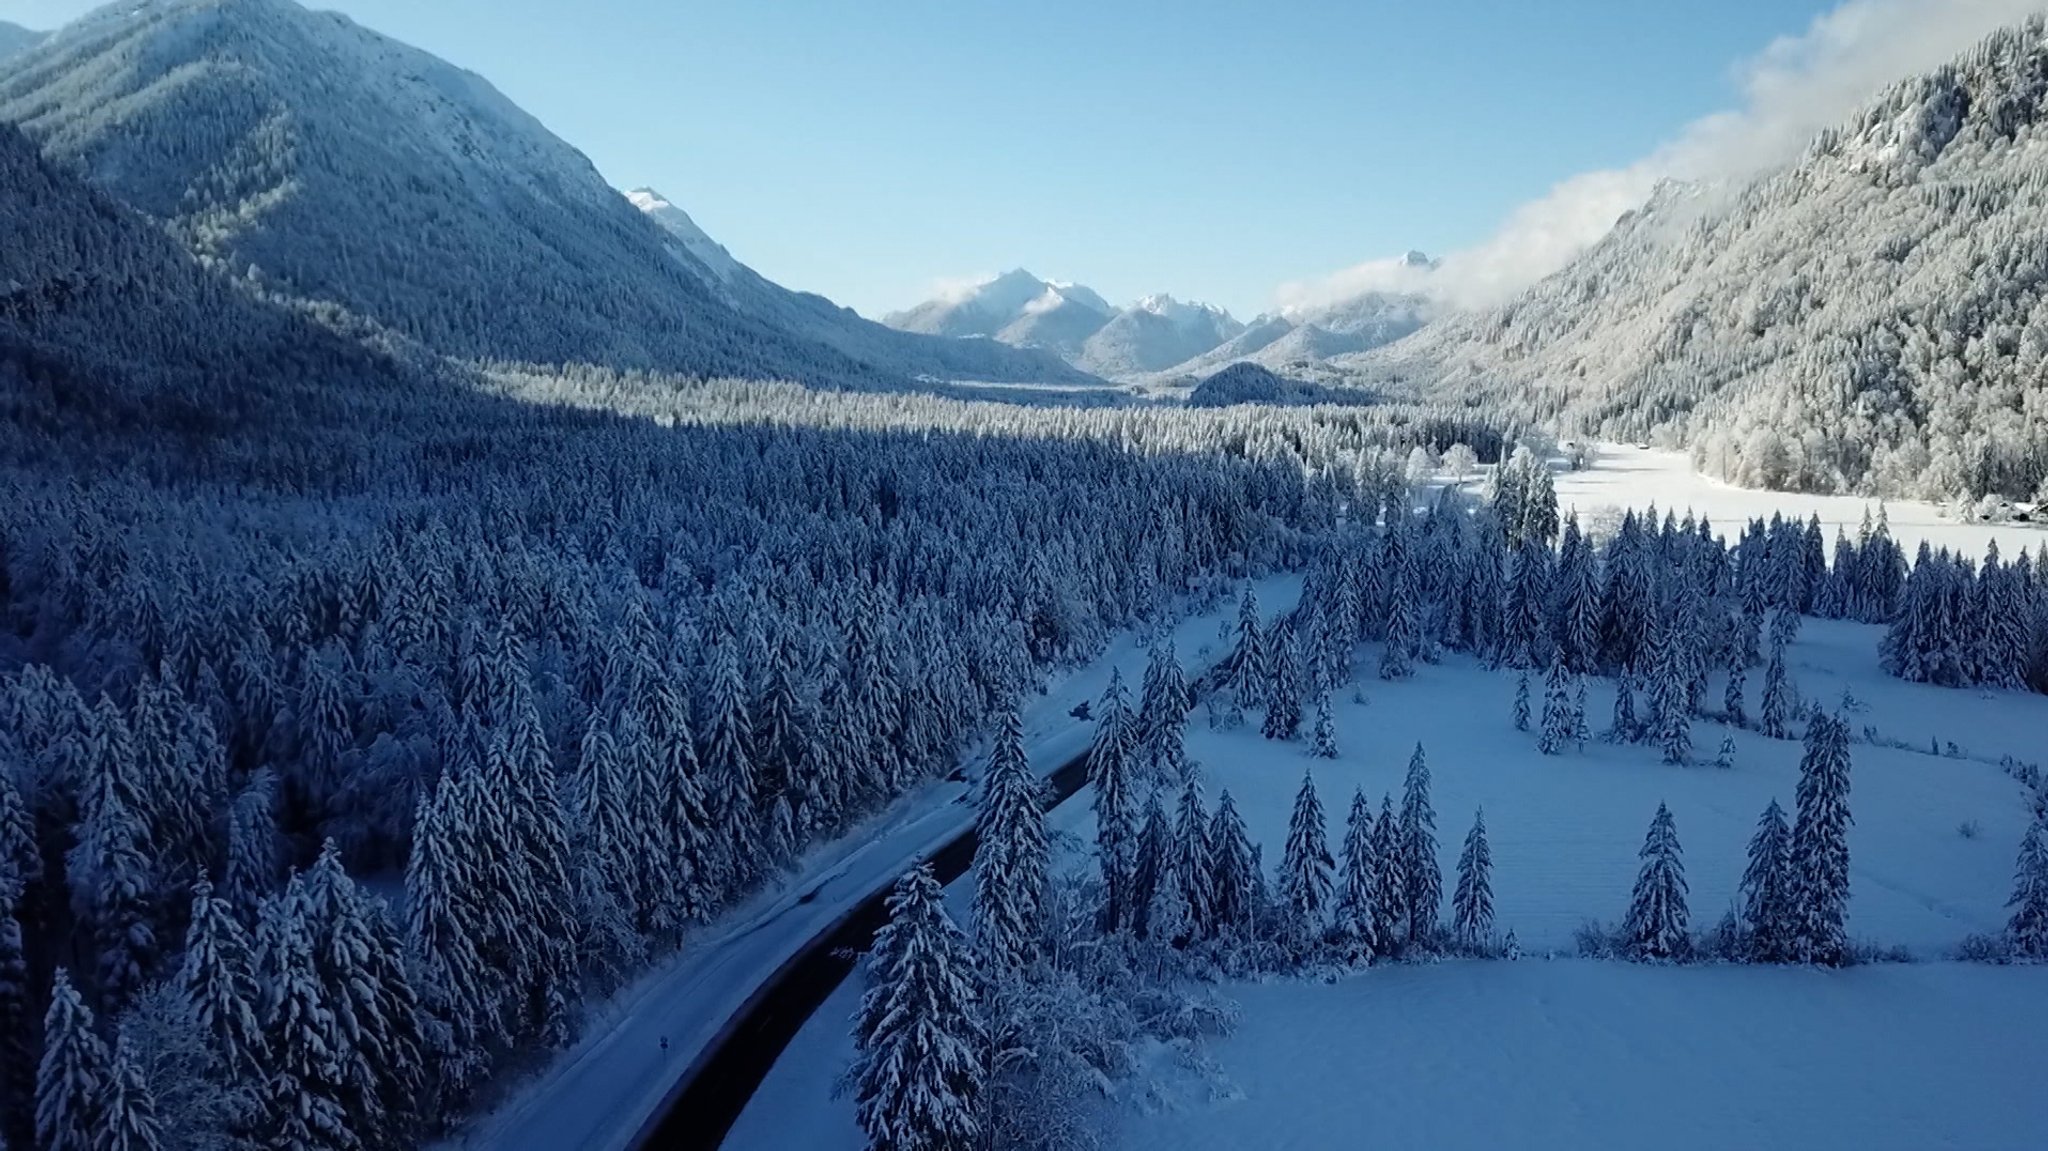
(0, 0, 1089, 390)
(883, 261, 1434, 382)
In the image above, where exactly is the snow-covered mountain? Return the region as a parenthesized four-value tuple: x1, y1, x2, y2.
(1075, 295, 1245, 378)
(884, 270, 1116, 350)
(1350, 16, 2048, 500)
(0, 0, 1090, 389)
(0, 21, 45, 62)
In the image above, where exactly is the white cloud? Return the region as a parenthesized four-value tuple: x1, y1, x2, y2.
(1281, 0, 2048, 312)
(926, 272, 997, 305)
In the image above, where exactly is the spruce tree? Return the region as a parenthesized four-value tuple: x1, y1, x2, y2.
(1623, 803, 1690, 961)
(221, 769, 283, 927)
(98, 1034, 163, 1151)
(1170, 777, 1213, 942)
(2008, 816, 2048, 960)
(1724, 662, 1748, 727)
(1788, 714, 1854, 966)
(702, 641, 761, 889)
(1279, 772, 1334, 953)
(1716, 734, 1737, 769)
(1370, 794, 1407, 953)
(1128, 793, 1169, 941)
(254, 878, 356, 1151)
(1207, 791, 1258, 940)
(1381, 548, 1416, 680)
(1400, 744, 1442, 948)
(1139, 641, 1191, 783)
(1651, 620, 1693, 764)
(0, 873, 28, 1151)
(1605, 672, 1638, 743)
(1761, 642, 1795, 740)
(1262, 628, 1303, 742)
(69, 697, 157, 1012)
(1334, 789, 1381, 963)
(852, 866, 985, 1151)
(1230, 584, 1265, 714)
(1571, 677, 1592, 748)
(1513, 671, 1531, 732)
(1538, 657, 1572, 754)
(1502, 542, 1552, 669)
(1087, 672, 1139, 934)
(1740, 800, 1793, 962)
(177, 876, 266, 1093)
(1451, 808, 1494, 948)
(36, 969, 108, 1151)
(972, 705, 1048, 975)
(1310, 691, 1339, 759)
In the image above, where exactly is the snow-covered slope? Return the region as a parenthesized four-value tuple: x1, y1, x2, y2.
(1075, 294, 1245, 378)
(0, 20, 45, 62)
(628, 193, 1102, 385)
(0, 0, 1088, 389)
(1352, 17, 2048, 501)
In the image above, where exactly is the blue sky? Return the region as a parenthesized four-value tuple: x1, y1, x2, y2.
(7, 0, 2019, 317)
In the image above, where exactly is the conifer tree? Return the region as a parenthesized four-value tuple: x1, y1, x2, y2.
(1451, 808, 1494, 948)
(1538, 657, 1572, 754)
(1724, 661, 1748, 727)
(1623, 803, 1690, 961)
(1370, 794, 1406, 952)
(973, 706, 1048, 975)
(1571, 677, 1592, 747)
(0, 871, 28, 1151)
(177, 876, 266, 1098)
(1716, 734, 1737, 769)
(1651, 620, 1693, 764)
(1761, 642, 1795, 740)
(98, 1034, 163, 1151)
(221, 769, 283, 928)
(1207, 791, 1258, 940)
(703, 641, 761, 888)
(37, 969, 108, 1151)
(1555, 518, 1603, 674)
(1310, 691, 1339, 758)
(1400, 744, 1441, 947)
(1381, 547, 1416, 680)
(852, 866, 985, 1151)
(1334, 790, 1381, 963)
(1740, 800, 1793, 962)
(254, 878, 356, 1151)
(1502, 543, 1552, 669)
(1129, 793, 1169, 941)
(1139, 641, 1191, 783)
(1170, 777, 1213, 942)
(1513, 671, 1531, 732)
(1788, 714, 1854, 966)
(1087, 672, 1139, 933)
(1262, 628, 1303, 742)
(70, 696, 158, 1011)
(1229, 584, 1265, 715)
(2008, 816, 2048, 960)
(1605, 672, 1639, 743)
(1279, 772, 1334, 952)
(304, 841, 425, 1148)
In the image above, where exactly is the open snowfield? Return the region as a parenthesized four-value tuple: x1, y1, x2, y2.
(1550, 445, 2045, 560)
(731, 447, 2048, 1151)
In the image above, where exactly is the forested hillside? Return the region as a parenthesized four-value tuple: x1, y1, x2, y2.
(1357, 17, 2048, 502)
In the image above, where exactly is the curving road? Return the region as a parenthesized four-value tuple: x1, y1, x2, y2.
(631, 664, 1231, 1151)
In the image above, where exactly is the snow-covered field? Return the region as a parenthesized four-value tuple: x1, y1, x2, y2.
(1552, 445, 2044, 560)
(730, 446, 2048, 1151)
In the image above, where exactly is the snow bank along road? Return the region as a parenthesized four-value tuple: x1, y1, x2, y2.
(454, 576, 1300, 1151)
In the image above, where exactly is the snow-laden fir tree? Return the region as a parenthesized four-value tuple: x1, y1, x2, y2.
(1400, 744, 1441, 948)
(1538, 657, 1572, 755)
(1310, 691, 1339, 759)
(1370, 793, 1407, 953)
(1229, 584, 1265, 717)
(1571, 677, 1592, 747)
(1088, 671, 1139, 934)
(1139, 641, 1191, 783)
(1740, 799, 1793, 962)
(1716, 734, 1737, 769)
(1761, 642, 1795, 740)
(1649, 619, 1692, 764)
(1170, 776, 1213, 943)
(0, 870, 28, 1151)
(702, 640, 761, 888)
(69, 695, 158, 1012)
(1207, 790, 1259, 940)
(851, 865, 985, 1151)
(1334, 789, 1381, 964)
(1623, 803, 1690, 961)
(176, 875, 265, 1117)
(254, 875, 355, 1151)
(1451, 808, 1494, 948)
(1129, 792, 1169, 941)
(1513, 672, 1531, 732)
(1788, 714, 1854, 966)
(1380, 546, 1416, 680)
(2008, 816, 2048, 959)
(1605, 672, 1638, 743)
(1502, 542, 1552, 670)
(1279, 771, 1334, 953)
(37, 969, 108, 1151)
(1724, 661, 1748, 727)
(303, 839, 426, 1147)
(98, 1033, 163, 1151)
(973, 705, 1048, 975)
(1262, 627, 1303, 742)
